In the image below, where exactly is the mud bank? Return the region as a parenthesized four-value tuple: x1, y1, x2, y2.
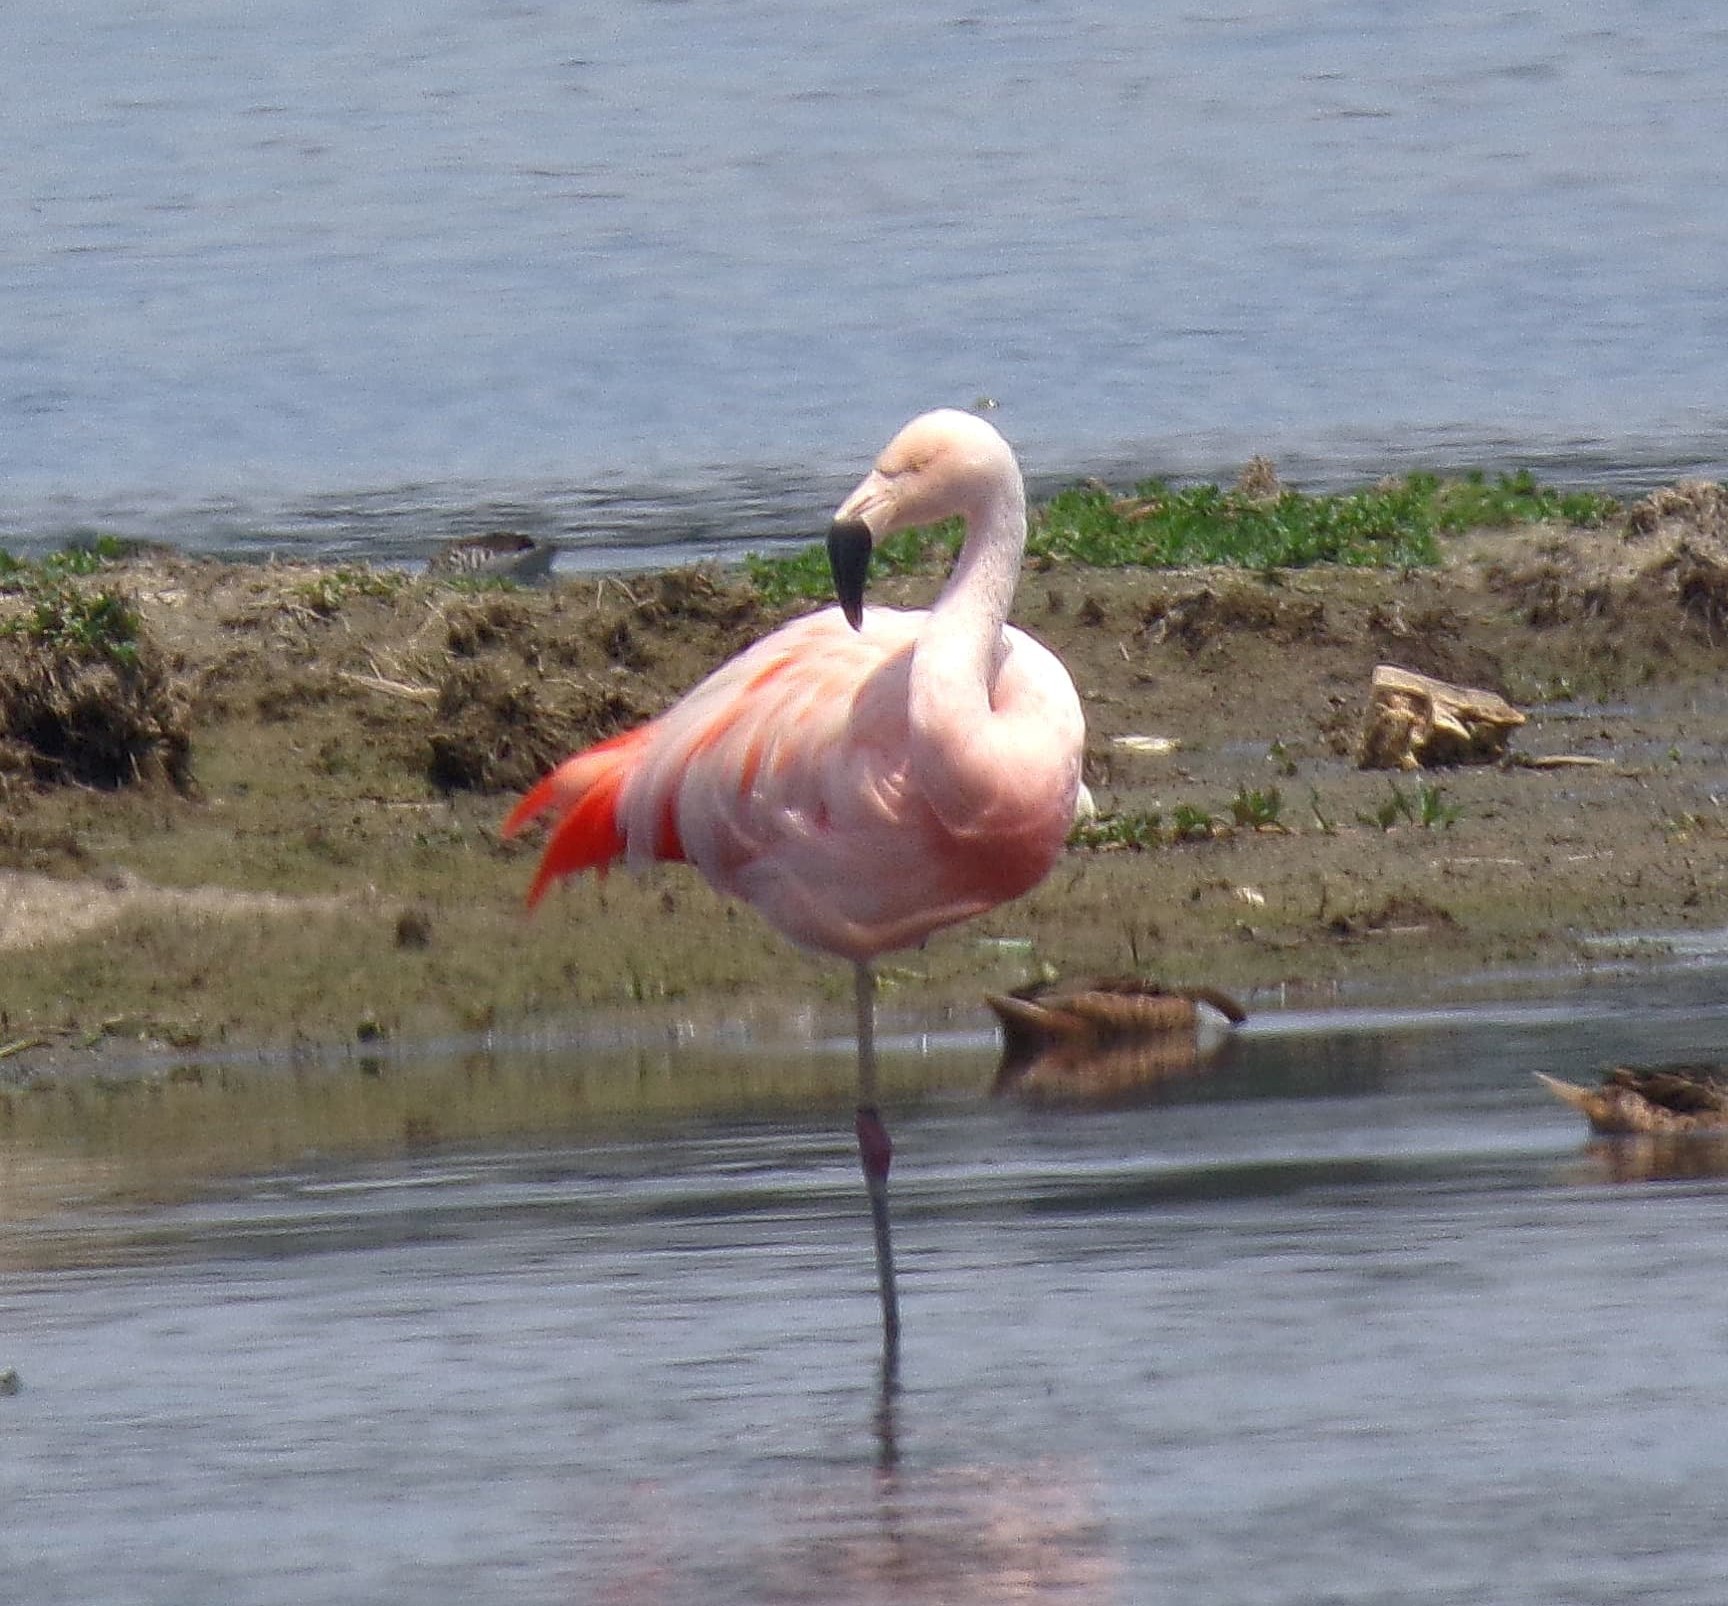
(6, 486, 1728, 1078)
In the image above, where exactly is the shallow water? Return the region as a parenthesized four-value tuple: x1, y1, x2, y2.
(9, 968, 1728, 1603)
(5, 2, 1728, 564)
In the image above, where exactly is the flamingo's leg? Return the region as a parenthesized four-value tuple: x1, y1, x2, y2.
(853, 961, 900, 1377)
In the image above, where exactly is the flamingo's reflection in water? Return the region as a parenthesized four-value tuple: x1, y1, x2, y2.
(594, 1454, 1120, 1606)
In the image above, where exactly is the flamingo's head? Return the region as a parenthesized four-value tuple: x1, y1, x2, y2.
(827, 409, 1020, 630)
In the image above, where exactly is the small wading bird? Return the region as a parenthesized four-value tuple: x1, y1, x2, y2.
(427, 531, 557, 584)
(504, 409, 1086, 1372)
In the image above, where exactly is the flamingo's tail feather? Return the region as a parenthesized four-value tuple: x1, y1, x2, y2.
(505, 727, 675, 908)
(523, 778, 626, 907)
(502, 766, 566, 841)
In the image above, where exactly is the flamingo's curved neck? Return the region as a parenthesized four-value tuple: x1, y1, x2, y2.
(911, 477, 1027, 728)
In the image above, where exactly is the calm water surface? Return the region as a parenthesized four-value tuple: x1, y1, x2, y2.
(8, 970, 1728, 1603)
(5, 2, 1728, 564)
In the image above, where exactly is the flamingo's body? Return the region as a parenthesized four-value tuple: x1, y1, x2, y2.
(509, 604, 1080, 960)
(505, 409, 1086, 1368)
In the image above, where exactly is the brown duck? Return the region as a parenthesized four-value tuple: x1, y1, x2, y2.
(1535, 1065, 1728, 1135)
(987, 976, 1247, 1103)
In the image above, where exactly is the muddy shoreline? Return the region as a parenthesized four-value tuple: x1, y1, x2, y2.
(7, 485, 1728, 1083)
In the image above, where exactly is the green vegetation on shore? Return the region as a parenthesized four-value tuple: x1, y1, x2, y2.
(1, 466, 1622, 617)
(746, 468, 1622, 605)
(0, 536, 145, 665)
(0, 532, 129, 579)
(0, 534, 196, 791)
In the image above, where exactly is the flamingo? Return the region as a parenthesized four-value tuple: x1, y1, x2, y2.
(503, 409, 1086, 1370)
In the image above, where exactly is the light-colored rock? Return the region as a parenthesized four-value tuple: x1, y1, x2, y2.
(1357, 663, 1524, 771)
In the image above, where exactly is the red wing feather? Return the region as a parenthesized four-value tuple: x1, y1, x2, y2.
(505, 726, 683, 908)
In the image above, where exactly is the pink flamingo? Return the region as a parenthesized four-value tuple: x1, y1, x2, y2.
(503, 409, 1086, 1368)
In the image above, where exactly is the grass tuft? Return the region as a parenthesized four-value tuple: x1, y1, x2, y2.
(1229, 784, 1286, 830)
(0, 550, 189, 789)
(1358, 780, 1463, 832)
(1068, 809, 1164, 851)
(289, 567, 407, 619)
(3, 583, 144, 669)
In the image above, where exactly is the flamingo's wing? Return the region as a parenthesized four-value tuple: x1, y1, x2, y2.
(503, 607, 922, 916)
(650, 612, 1085, 957)
(620, 608, 922, 881)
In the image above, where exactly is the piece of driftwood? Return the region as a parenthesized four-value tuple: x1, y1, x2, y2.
(1511, 753, 1613, 771)
(1536, 1065, 1728, 1136)
(987, 977, 1246, 1104)
(1357, 663, 1525, 771)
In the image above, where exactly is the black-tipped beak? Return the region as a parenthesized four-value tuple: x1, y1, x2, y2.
(827, 517, 872, 631)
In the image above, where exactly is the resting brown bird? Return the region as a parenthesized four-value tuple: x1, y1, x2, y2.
(428, 531, 556, 583)
(987, 976, 1246, 1103)
(1535, 1065, 1728, 1135)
